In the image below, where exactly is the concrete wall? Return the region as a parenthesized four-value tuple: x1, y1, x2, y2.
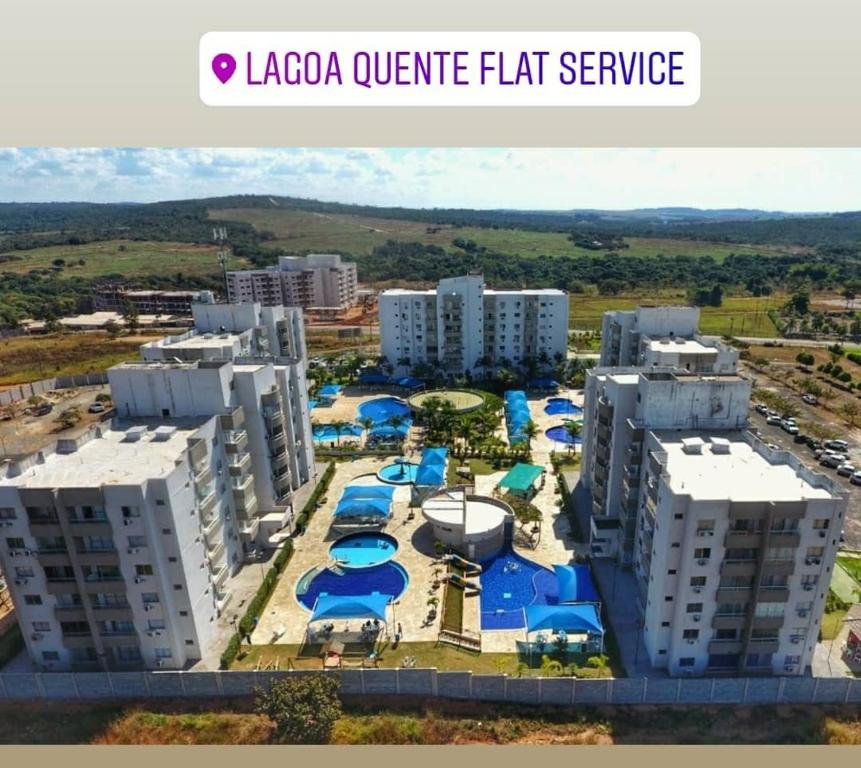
(0, 374, 108, 408)
(0, 668, 858, 704)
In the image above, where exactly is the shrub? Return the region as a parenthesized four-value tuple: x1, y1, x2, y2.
(255, 675, 343, 744)
(219, 634, 241, 670)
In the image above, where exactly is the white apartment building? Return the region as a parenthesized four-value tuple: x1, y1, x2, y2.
(635, 431, 845, 677)
(601, 306, 737, 373)
(0, 415, 244, 671)
(379, 274, 569, 376)
(226, 254, 358, 310)
(582, 369, 752, 564)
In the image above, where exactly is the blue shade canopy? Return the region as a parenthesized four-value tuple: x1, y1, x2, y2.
(525, 604, 604, 634)
(554, 564, 600, 604)
(395, 376, 424, 389)
(504, 390, 532, 444)
(415, 447, 448, 486)
(370, 424, 410, 438)
(359, 372, 391, 385)
(310, 593, 391, 622)
(334, 484, 395, 519)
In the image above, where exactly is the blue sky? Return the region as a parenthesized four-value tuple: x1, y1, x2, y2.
(0, 148, 859, 212)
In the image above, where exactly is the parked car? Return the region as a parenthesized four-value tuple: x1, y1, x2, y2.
(820, 453, 844, 469)
(88, 402, 106, 414)
(755, 404, 769, 415)
(766, 415, 783, 426)
(802, 394, 819, 405)
(793, 433, 807, 444)
(825, 439, 849, 453)
(805, 438, 823, 450)
(781, 420, 799, 435)
(837, 462, 857, 477)
(850, 471, 861, 485)
(26, 403, 53, 417)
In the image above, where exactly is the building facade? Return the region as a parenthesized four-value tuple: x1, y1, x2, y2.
(93, 286, 216, 315)
(226, 254, 358, 310)
(379, 274, 569, 376)
(600, 306, 736, 373)
(635, 431, 845, 677)
(582, 369, 752, 563)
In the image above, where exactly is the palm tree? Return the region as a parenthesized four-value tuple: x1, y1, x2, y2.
(358, 416, 375, 445)
(457, 420, 474, 452)
(563, 420, 582, 452)
(387, 414, 406, 442)
(522, 419, 538, 451)
(330, 419, 348, 447)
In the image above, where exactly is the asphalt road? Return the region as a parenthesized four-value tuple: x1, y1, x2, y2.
(748, 410, 861, 549)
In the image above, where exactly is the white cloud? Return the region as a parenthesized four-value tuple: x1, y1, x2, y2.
(0, 148, 858, 212)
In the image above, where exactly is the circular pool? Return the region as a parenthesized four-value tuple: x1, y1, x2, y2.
(408, 388, 484, 414)
(544, 397, 583, 417)
(357, 396, 411, 424)
(377, 461, 419, 484)
(329, 532, 399, 567)
(546, 424, 583, 445)
(296, 561, 409, 611)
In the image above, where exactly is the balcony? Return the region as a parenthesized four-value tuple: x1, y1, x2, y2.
(75, 549, 120, 567)
(202, 513, 223, 543)
(239, 517, 260, 541)
(228, 452, 252, 476)
(720, 560, 758, 577)
(768, 530, 801, 547)
(760, 559, 796, 577)
(758, 586, 790, 602)
(53, 606, 88, 621)
(265, 410, 284, 430)
(715, 587, 753, 603)
(752, 615, 785, 631)
(223, 429, 248, 454)
(211, 563, 229, 587)
(207, 539, 225, 563)
(725, 530, 763, 548)
(747, 637, 780, 653)
(61, 633, 95, 649)
(712, 613, 747, 630)
(198, 490, 217, 517)
(708, 639, 744, 655)
(194, 466, 213, 488)
(215, 589, 232, 615)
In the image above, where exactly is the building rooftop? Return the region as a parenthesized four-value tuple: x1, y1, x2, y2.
(156, 332, 245, 350)
(1, 420, 207, 489)
(654, 432, 834, 502)
(645, 338, 719, 356)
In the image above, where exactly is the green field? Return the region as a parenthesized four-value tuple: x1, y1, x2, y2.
(0, 239, 249, 279)
(568, 292, 783, 337)
(212, 207, 783, 263)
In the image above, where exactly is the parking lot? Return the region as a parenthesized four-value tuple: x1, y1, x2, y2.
(749, 409, 861, 549)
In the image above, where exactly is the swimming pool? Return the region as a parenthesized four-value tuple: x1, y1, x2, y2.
(296, 561, 409, 611)
(479, 548, 557, 630)
(544, 398, 583, 417)
(545, 424, 583, 446)
(329, 532, 398, 567)
(357, 396, 411, 425)
(377, 461, 419, 484)
(313, 423, 364, 442)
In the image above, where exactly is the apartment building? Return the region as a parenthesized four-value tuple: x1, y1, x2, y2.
(601, 306, 737, 373)
(93, 285, 216, 315)
(379, 274, 569, 376)
(0, 415, 243, 670)
(582, 369, 751, 563)
(226, 254, 359, 310)
(635, 431, 845, 677)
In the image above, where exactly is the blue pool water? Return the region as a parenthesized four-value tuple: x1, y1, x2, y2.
(377, 462, 419, 484)
(479, 548, 558, 630)
(296, 562, 409, 611)
(329, 532, 399, 567)
(357, 396, 411, 425)
(313, 423, 364, 442)
(544, 398, 583, 417)
(546, 425, 583, 446)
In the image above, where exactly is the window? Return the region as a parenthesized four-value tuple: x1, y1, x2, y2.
(754, 602, 785, 618)
(117, 646, 142, 662)
(135, 564, 154, 576)
(716, 602, 747, 616)
(683, 629, 699, 640)
(661, 621, 670, 627)
(690, 576, 707, 587)
(161, 527, 172, 534)
(32, 621, 51, 632)
(667, 569, 677, 575)
(179, 611, 188, 617)
(765, 547, 794, 562)
(697, 520, 715, 533)
(707, 653, 740, 669)
(154, 647, 173, 659)
(746, 652, 773, 668)
(185, 639, 194, 646)
(812, 519, 830, 530)
(24, 595, 42, 606)
(686, 603, 703, 614)
(760, 574, 789, 588)
(0, 508, 16, 520)
(714, 628, 738, 640)
(142, 592, 160, 604)
(784, 655, 801, 666)
(14, 566, 35, 578)
(6, 537, 25, 550)
(42, 651, 60, 661)
(121, 506, 140, 518)
(127, 536, 147, 548)
(694, 548, 711, 560)
(147, 619, 166, 630)
(679, 657, 695, 667)
(173, 584, 183, 591)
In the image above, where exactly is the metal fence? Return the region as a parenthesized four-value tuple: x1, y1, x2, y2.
(0, 668, 859, 705)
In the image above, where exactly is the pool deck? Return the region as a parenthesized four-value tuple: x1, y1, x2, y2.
(253, 387, 589, 655)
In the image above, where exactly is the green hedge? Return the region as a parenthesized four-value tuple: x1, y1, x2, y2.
(219, 463, 338, 669)
(0, 622, 24, 670)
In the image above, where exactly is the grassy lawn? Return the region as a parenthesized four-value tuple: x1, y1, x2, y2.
(838, 555, 861, 585)
(445, 458, 501, 485)
(821, 608, 849, 641)
(0, 239, 249, 279)
(831, 563, 861, 604)
(568, 291, 783, 337)
(441, 583, 465, 634)
(2, 699, 861, 744)
(0, 332, 160, 386)
(213, 207, 787, 264)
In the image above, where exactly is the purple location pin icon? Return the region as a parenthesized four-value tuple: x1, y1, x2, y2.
(212, 53, 237, 84)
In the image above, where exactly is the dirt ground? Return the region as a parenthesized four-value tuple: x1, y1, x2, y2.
(0, 384, 111, 459)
